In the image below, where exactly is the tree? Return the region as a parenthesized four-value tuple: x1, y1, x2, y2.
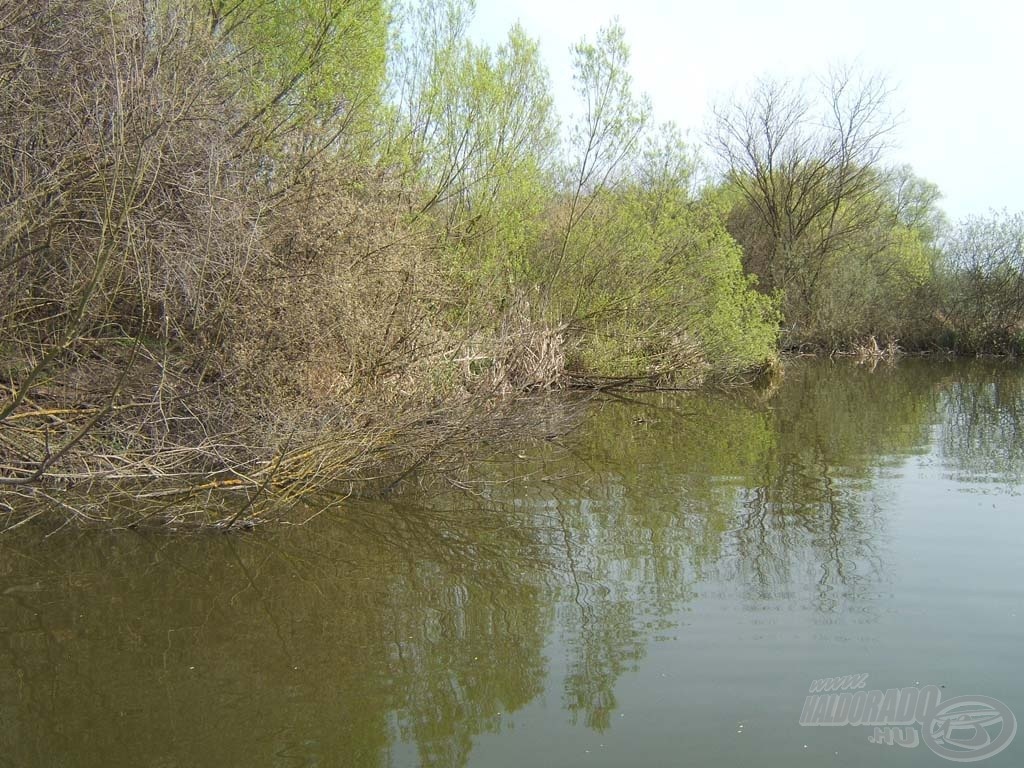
(888, 164, 946, 245)
(206, 0, 390, 167)
(548, 21, 651, 287)
(520, 21, 776, 379)
(709, 68, 898, 337)
(385, 1, 556, 216)
(941, 210, 1024, 351)
(383, 0, 559, 328)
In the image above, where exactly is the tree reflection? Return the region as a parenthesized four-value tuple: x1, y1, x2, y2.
(0, 501, 556, 768)
(2, 359, 1022, 763)
(476, 360, 945, 726)
(732, 361, 940, 608)
(939, 360, 1024, 483)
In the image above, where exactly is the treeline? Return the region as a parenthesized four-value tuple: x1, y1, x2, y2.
(708, 72, 1024, 353)
(0, 0, 1020, 519)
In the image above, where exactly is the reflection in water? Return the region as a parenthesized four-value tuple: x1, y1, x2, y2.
(1, 359, 1023, 767)
(0, 506, 556, 768)
(731, 363, 939, 609)
(940, 360, 1024, 484)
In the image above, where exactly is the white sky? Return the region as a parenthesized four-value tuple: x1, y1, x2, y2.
(469, 0, 1023, 220)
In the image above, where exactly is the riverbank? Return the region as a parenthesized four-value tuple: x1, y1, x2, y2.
(3, 1, 1021, 530)
(1, 1, 780, 529)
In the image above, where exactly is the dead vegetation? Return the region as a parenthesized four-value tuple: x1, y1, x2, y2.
(851, 336, 901, 363)
(0, 1, 788, 530)
(0, 0, 584, 529)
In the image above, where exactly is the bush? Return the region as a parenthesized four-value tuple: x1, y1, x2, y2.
(0, 1, 782, 524)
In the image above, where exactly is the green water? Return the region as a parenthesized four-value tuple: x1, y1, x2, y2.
(2, 360, 1023, 767)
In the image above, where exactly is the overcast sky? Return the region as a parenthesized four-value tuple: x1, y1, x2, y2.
(469, 0, 1022, 220)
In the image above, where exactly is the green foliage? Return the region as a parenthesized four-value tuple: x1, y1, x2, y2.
(385, 12, 779, 382)
(707, 72, 953, 349)
(564, 163, 779, 378)
(531, 29, 776, 379)
(564, 22, 651, 198)
(207, 0, 390, 163)
(790, 183, 942, 347)
(939, 210, 1024, 352)
(711, 153, 946, 349)
(889, 164, 947, 245)
(386, 1, 557, 303)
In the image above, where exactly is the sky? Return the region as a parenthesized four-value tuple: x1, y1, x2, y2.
(468, 0, 1023, 220)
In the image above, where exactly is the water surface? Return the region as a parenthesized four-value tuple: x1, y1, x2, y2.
(2, 359, 1023, 766)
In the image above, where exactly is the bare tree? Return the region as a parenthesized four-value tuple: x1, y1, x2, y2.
(709, 67, 898, 330)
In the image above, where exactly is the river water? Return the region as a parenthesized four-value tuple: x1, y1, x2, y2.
(1, 359, 1022, 767)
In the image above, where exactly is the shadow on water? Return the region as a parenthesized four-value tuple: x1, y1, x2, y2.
(1, 358, 1022, 766)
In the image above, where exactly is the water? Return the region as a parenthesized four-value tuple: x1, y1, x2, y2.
(2, 359, 1023, 767)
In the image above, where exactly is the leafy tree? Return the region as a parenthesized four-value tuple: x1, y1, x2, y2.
(531, 25, 778, 379)
(385, 1, 558, 297)
(541, 21, 651, 297)
(888, 164, 947, 245)
(780, 168, 943, 347)
(205, 0, 390, 166)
